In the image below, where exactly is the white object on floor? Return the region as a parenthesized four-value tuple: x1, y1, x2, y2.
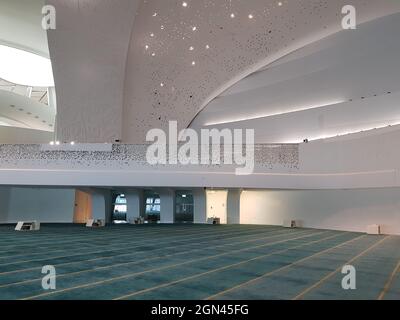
(367, 224, 381, 235)
(207, 217, 221, 225)
(86, 219, 105, 228)
(283, 220, 302, 228)
(15, 221, 40, 231)
(129, 217, 145, 224)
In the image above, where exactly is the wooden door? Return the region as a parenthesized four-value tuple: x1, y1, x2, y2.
(73, 190, 92, 223)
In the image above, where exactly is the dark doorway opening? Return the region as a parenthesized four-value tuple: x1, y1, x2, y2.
(175, 190, 194, 223)
(143, 191, 161, 223)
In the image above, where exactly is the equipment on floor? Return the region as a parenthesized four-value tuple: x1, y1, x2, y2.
(15, 221, 40, 231)
(86, 219, 105, 228)
(367, 224, 381, 235)
(283, 220, 302, 228)
(207, 217, 221, 225)
(130, 217, 145, 224)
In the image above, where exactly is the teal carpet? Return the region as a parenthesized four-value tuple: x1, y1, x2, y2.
(0, 224, 399, 300)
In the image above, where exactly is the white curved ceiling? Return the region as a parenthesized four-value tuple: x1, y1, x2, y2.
(0, 0, 49, 57)
(48, 0, 400, 143)
(0, 89, 55, 131)
(0, 0, 55, 141)
(0, 45, 54, 87)
(190, 13, 400, 143)
(121, 0, 400, 143)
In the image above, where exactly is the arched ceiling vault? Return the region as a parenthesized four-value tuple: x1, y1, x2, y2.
(122, 0, 400, 143)
(48, 0, 400, 143)
(190, 13, 400, 143)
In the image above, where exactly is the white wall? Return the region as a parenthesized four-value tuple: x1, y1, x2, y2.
(0, 186, 75, 223)
(0, 126, 52, 144)
(240, 189, 400, 235)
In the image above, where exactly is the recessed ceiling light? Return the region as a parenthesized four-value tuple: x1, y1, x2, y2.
(192, 61, 196, 66)
(248, 14, 254, 19)
(152, 12, 157, 17)
(205, 45, 210, 49)
(189, 46, 194, 51)
(192, 26, 197, 31)
(160, 83, 164, 87)
(151, 52, 156, 56)
(55, 141, 60, 145)
(49, 141, 54, 145)
(70, 141, 75, 145)
(230, 13, 235, 18)
(145, 45, 149, 50)
(278, 2, 283, 6)
(182, 2, 188, 7)
(160, 25, 164, 30)
(150, 33, 154, 37)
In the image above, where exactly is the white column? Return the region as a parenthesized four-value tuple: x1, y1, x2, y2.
(158, 188, 174, 224)
(125, 189, 143, 222)
(88, 188, 113, 223)
(227, 189, 241, 224)
(91, 193, 106, 220)
(193, 188, 206, 224)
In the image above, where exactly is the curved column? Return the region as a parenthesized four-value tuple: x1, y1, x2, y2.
(47, 0, 141, 143)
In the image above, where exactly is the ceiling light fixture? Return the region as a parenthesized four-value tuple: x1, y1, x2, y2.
(248, 14, 254, 19)
(192, 61, 196, 66)
(230, 13, 235, 18)
(182, 2, 188, 7)
(189, 46, 194, 51)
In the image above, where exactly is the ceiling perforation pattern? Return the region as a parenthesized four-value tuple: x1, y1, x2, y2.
(49, 0, 400, 143)
(121, 0, 399, 143)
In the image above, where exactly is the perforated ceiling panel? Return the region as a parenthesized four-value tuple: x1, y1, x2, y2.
(121, 0, 400, 143)
(48, 0, 400, 143)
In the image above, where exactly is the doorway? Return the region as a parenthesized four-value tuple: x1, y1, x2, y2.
(206, 189, 227, 224)
(112, 193, 127, 224)
(175, 190, 194, 223)
(143, 191, 161, 223)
